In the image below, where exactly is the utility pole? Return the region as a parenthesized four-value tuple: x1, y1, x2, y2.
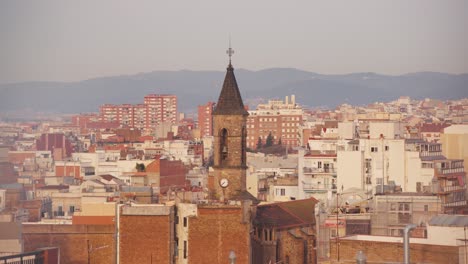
(465, 225, 467, 264)
(336, 192, 340, 262)
(87, 239, 91, 264)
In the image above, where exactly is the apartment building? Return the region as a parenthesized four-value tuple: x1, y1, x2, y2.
(197, 102, 215, 138)
(247, 95, 303, 149)
(99, 94, 178, 132)
(433, 159, 467, 214)
(36, 133, 72, 160)
(371, 193, 441, 237)
(298, 149, 338, 202)
(144, 94, 178, 127)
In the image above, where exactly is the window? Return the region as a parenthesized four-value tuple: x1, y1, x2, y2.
(183, 241, 187, 259)
(183, 217, 187, 227)
(69, 206, 75, 213)
(398, 203, 410, 212)
(277, 188, 286, 196)
(318, 161, 322, 168)
(371, 147, 378, 152)
(385, 146, 389, 151)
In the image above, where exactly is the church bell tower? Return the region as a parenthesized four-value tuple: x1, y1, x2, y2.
(211, 45, 248, 201)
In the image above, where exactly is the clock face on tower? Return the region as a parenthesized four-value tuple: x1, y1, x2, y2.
(219, 178, 229, 188)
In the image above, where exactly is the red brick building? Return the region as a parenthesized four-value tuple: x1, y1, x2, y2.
(99, 94, 178, 132)
(246, 97, 303, 149)
(119, 204, 175, 264)
(54, 160, 81, 178)
(36, 133, 72, 160)
(144, 94, 178, 127)
(0, 162, 17, 184)
(146, 158, 187, 193)
(187, 205, 251, 264)
(71, 113, 100, 127)
(198, 102, 215, 138)
(23, 224, 115, 264)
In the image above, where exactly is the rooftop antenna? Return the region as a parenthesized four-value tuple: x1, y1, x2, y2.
(226, 35, 234, 66)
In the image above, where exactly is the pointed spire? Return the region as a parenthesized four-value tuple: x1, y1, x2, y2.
(213, 44, 248, 116)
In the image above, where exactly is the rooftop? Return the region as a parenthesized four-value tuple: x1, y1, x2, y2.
(255, 198, 318, 229)
(212, 63, 248, 116)
(429, 214, 468, 227)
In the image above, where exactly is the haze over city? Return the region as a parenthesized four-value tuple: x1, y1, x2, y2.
(1, 0, 467, 83)
(0, 1, 467, 264)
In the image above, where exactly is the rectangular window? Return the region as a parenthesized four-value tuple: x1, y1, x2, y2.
(371, 147, 378, 152)
(385, 146, 389, 151)
(280, 188, 286, 196)
(184, 241, 187, 259)
(183, 217, 187, 227)
(69, 206, 75, 213)
(398, 203, 410, 212)
(318, 161, 322, 169)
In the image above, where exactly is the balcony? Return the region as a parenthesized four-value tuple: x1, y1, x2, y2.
(435, 167, 465, 177)
(438, 184, 466, 193)
(302, 183, 336, 193)
(303, 167, 337, 175)
(443, 200, 468, 208)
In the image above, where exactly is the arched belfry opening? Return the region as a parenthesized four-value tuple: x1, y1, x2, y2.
(220, 128, 228, 165)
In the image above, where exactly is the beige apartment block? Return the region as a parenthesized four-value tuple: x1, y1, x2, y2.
(441, 124, 468, 171)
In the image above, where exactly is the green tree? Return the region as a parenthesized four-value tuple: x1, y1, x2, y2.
(256, 137, 263, 149)
(265, 132, 274, 147)
(135, 163, 146, 172)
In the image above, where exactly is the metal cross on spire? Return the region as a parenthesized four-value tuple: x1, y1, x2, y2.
(226, 36, 234, 65)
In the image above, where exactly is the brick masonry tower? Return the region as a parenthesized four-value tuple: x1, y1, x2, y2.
(211, 46, 249, 201)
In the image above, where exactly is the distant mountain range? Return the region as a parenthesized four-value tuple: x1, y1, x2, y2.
(0, 69, 467, 114)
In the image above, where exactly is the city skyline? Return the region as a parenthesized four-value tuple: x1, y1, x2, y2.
(1, 0, 467, 83)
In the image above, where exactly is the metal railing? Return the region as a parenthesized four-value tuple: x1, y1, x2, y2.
(0, 250, 45, 264)
(303, 167, 337, 174)
(439, 185, 466, 193)
(303, 183, 337, 191)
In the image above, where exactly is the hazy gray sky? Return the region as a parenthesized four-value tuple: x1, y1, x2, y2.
(1, 0, 467, 83)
